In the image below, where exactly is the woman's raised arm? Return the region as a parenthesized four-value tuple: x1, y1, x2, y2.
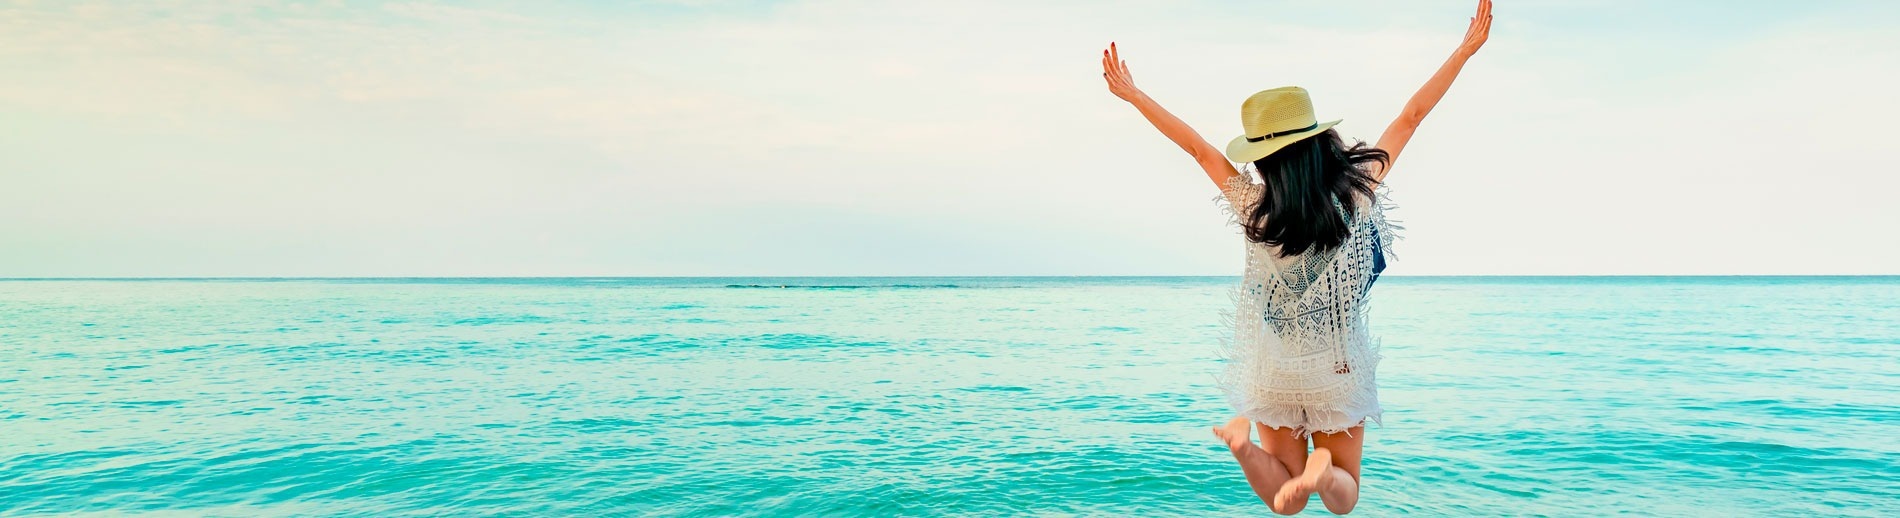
(1102, 42, 1240, 190)
(1371, 0, 1491, 184)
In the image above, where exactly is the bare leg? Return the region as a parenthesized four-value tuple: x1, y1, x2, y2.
(1211, 417, 1308, 515)
(1255, 421, 1312, 514)
(1309, 426, 1366, 514)
(1273, 445, 1332, 511)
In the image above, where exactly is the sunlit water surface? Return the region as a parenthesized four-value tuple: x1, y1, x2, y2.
(2, 277, 1896, 516)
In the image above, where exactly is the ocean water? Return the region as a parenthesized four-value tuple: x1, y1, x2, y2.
(1, 276, 1895, 517)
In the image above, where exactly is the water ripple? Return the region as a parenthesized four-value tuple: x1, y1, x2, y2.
(1, 277, 1896, 516)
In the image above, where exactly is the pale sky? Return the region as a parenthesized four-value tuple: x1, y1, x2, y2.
(3, 0, 1896, 277)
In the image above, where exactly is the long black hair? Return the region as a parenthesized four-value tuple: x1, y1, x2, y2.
(1239, 129, 1389, 258)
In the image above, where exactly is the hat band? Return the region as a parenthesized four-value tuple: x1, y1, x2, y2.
(1244, 122, 1319, 143)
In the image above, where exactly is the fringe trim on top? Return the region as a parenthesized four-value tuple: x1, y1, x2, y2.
(1210, 173, 1262, 230)
(1370, 182, 1405, 264)
(1210, 173, 1405, 263)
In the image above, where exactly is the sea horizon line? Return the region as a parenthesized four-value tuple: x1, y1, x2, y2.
(3, 274, 1896, 281)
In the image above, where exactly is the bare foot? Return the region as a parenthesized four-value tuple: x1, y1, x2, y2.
(1211, 416, 1253, 450)
(1274, 446, 1333, 510)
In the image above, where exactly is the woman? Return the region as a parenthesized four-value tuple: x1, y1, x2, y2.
(1100, 1, 1491, 514)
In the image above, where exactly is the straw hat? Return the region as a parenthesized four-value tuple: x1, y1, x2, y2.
(1223, 86, 1341, 163)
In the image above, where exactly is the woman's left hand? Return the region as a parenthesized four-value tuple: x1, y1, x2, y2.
(1101, 42, 1142, 103)
(1457, 0, 1492, 57)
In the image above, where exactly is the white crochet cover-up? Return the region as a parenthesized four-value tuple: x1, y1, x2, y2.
(1211, 170, 1403, 438)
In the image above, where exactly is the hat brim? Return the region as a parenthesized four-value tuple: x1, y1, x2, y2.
(1223, 119, 1342, 164)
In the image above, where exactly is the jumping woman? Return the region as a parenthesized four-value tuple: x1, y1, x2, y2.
(1100, 1, 1491, 514)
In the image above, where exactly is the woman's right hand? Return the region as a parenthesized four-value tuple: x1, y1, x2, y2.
(1457, 0, 1492, 57)
(1101, 42, 1142, 103)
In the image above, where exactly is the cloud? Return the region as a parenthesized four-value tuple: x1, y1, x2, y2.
(1, 0, 1895, 276)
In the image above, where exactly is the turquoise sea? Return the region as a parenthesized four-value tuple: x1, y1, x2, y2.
(1, 277, 1895, 516)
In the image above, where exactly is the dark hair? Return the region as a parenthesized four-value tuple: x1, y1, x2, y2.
(1239, 129, 1389, 258)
